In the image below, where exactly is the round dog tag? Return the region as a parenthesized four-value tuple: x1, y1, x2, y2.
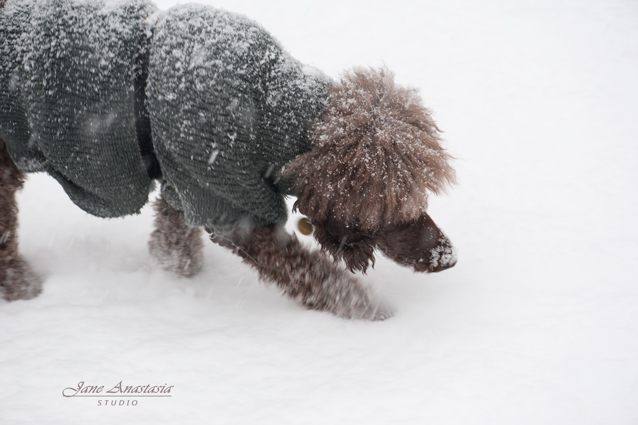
(297, 217, 314, 236)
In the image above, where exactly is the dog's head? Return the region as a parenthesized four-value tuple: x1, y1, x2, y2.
(282, 67, 457, 274)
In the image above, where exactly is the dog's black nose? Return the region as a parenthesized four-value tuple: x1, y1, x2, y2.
(431, 257, 457, 272)
(429, 244, 457, 273)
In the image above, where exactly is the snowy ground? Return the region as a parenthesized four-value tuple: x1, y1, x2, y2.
(1, 0, 637, 423)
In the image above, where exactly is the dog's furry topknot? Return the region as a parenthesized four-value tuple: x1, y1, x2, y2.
(284, 67, 455, 231)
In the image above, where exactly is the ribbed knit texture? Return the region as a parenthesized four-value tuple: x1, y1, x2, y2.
(0, 0, 329, 227)
(0, 0, 157, 217)
(147, 4, 329, 228)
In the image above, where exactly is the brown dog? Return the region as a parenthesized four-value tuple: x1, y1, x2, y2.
(147, 69, 456, 320)
(0, 1, 455, 320)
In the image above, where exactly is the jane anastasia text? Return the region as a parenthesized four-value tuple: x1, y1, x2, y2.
(62, 381, 174, 397)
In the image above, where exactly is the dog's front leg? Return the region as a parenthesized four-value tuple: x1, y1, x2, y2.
(0, 139, 42, 301)
(208, 224, 390, 320)
(148, 196, 204, 277)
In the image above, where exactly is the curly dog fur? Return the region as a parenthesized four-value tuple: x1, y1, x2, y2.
(282, 68, 456, 275)
(0, 2, 456, 320)
(0, 139, 42, 301)
(148, 196, 204, 278)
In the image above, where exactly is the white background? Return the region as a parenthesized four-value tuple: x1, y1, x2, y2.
(1, 0, 637, 423)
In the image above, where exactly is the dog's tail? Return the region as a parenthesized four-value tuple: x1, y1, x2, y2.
(282, 67, 456, 231)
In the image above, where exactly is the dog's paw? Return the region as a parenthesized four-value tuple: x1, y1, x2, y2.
(148, 229, 203, 278)
(311, 271, 393, 321)
(370, 305, 394, 321)
(0, 257, 43, 302)
(341, 300, 394, 321)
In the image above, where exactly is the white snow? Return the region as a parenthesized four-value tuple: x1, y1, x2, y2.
(1, 0, 637, 424)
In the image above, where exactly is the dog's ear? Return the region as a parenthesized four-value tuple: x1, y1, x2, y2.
(311, 217, 377, 273)
(282, 67, 456, 233)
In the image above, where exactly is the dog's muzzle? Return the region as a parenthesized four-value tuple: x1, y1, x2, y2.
(377, 213, 457, 273)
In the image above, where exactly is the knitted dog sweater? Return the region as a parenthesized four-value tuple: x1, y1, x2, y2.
(0, 0, 328, 228)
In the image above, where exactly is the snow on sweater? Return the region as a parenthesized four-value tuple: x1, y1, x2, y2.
(0, 0, 329, 227)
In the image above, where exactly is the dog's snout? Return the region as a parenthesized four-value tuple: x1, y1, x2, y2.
(377, 213, 457, 274)
(430, 249, 457, 272)
(428, 238, 457, 273)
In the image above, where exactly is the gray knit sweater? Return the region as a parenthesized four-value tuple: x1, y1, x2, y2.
(0, 0, 329, 228)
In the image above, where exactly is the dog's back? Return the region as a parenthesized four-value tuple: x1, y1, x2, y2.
(146, 4, 330, 229)
(1, 0, 331, 229)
